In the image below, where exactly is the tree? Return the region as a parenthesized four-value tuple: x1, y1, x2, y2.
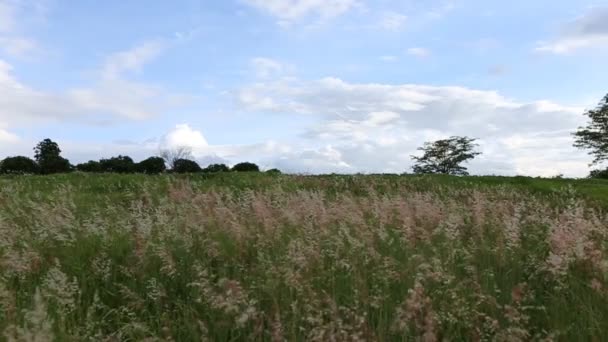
(33, 139, 72, 174)
(202, 163, 230, 173)
(573, 94, 608, 165)
(172, 159, 202, 173)
(411, 136, 481, 176)
(589, 168, 608, 179)
(0, 156, 39, 174)
(99, 155, 135, 173)
(136, 157, 166, 174)
(266, 168, 282, 174)
(160, 147, 193, 170)
(232, 162, 260, 172)
(76, 161, 103, 172)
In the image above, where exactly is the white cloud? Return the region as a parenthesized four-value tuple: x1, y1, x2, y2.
(242, 0, 358, 24)
(0, 128, 19, 143)
(161, 124, 209, 150)
(251, 57, 286, 78)
(0, 0, 42, 57)
(102, 40, 166, 79)
(378, 11, 407, 31)
(407, 47, 431, 58)
(536, 6, 608, 54)
(235, 77, 590, 177)
(0, 41, 187, 131)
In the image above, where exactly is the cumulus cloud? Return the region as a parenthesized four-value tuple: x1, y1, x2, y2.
(241, 0, 358, 25)
(157, 124, 353, 172)
(161, 124, 209, 150)
(235, 77, 590, 177)
(536, 6, 608, 54)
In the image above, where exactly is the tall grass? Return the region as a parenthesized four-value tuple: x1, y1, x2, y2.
(0, 174, 607, 341)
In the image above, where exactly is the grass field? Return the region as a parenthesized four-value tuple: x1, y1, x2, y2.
(0, 173, 607, 341)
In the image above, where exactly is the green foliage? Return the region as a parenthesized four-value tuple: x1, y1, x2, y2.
(573, 94, 608, 165)
(172, 159, 202, 173)
(99, 155, 136, 173)
(33, 138, 72, 174)
(76, 160, 103, 172)
(33, 138, 61, 163)
(589, 168, 608, 179)
(412, 136, 481, 175)
(265, 168, 282, 174)
(0, 156, 39, 174)
(136, 157, 166, 174)
(231, 162, 260, 172)
(202, 163, 230, 173)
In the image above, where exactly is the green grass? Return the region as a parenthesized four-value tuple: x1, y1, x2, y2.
(0, 173, 607, 341)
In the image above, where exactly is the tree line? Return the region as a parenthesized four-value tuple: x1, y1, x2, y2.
(0, 139, 273, 175)
(1, 93, 608, 178)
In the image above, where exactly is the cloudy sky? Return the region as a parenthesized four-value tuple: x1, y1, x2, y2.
(1, 0, 607, 176)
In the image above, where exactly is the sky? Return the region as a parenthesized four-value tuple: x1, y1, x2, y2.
(0, 0, 607, 176)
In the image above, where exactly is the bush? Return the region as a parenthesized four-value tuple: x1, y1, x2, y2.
(589, 168, 608, 179)
(0, 156, 39, 174)
(266, 168, 282, 174)
(173, 159, 202, 173)
(202, 163, 230, 173)
(99, 156, 136, 173)
(232, 162, 260, 172)
(136, 157, 166, 174)
(39, 157, 73, 174)
(76, 161, 103, 173)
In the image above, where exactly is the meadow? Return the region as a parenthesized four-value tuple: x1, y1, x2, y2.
(0, 173, 607, 341)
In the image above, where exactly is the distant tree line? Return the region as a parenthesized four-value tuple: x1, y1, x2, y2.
(1, 92, 608, 178)
(0, 140, 271, 175)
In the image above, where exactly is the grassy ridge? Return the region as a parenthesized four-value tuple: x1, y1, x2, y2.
(0, 173, 607, 341)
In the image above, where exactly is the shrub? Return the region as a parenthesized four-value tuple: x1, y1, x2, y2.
(202, 163, 230, 173)
(39, 157, 73, 174)
(173, 159, 202, 173)
(76, 161, 103, 173)
(0, 156, 39, 174)
(231, 162, 260, 172)
(265, 168, 282, 174)
(99, 155, 136, 173)
(136, 157, 166, 174)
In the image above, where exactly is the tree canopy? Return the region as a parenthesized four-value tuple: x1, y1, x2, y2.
(411, 136, 481, 176)
(232, 162, 260, 172)
(34, 139, 72, 174)
(573, 94, 608, 165)
(0, 156, 39, 175)
(202, 163, 230, 173)
(173, 159, 202, 173)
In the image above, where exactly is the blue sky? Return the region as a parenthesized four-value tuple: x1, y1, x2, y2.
(1, 0, 607, 176)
